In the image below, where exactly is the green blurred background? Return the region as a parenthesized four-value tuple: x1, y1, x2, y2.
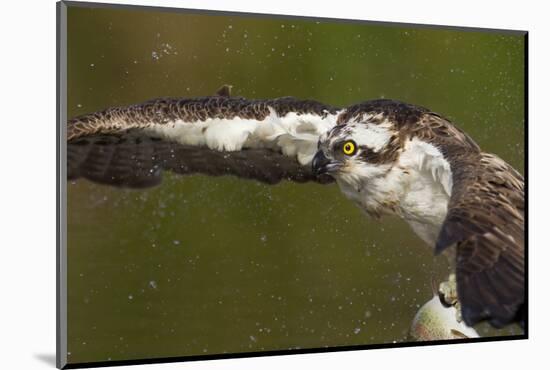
(66, 4, 525, 364)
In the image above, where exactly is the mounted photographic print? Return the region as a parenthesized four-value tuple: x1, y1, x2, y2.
(57, 1, 527, 368)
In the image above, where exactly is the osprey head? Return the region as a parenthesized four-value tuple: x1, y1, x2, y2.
(312, 101, 453, 225)
(312, 111, 400, 190)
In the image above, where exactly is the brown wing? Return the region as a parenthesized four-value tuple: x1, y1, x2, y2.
(67, 96, 338, 188)
(68, 132, 329, 187)
(436, 152, 524, 328)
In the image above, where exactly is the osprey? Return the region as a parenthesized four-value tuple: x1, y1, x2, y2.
(67, 88, 524, 330)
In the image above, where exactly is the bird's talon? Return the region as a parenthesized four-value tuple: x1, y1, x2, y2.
(454, 301, 463, 323)
(438, 274, 463, 322)
(438, 273, 458, 307)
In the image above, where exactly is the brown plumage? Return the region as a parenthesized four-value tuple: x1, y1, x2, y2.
(67, 95, 338, 186)
(436, 151, 524, 327)
(335, 100, 524, 328)
(68, 96, 337, 141)
(68, 134, 325, 187)
(66, 96, 524, 330)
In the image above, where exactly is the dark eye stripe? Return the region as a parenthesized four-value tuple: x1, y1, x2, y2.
(358, 145, 401, 164)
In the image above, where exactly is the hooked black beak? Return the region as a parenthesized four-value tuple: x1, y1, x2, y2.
(312, 150, 332, 176)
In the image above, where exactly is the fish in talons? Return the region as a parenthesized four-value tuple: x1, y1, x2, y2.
(409, 278, 479, 341)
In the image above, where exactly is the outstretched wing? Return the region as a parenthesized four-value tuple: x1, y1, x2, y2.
(67, 95, 339, 188)
(435, 152, 525, 328)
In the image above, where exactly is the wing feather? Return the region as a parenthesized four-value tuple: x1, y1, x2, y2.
(67, 96, 339, 188)
(435, 150, 524, 328)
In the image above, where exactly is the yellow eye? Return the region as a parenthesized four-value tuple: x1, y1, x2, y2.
(342, 141, 356, 156)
